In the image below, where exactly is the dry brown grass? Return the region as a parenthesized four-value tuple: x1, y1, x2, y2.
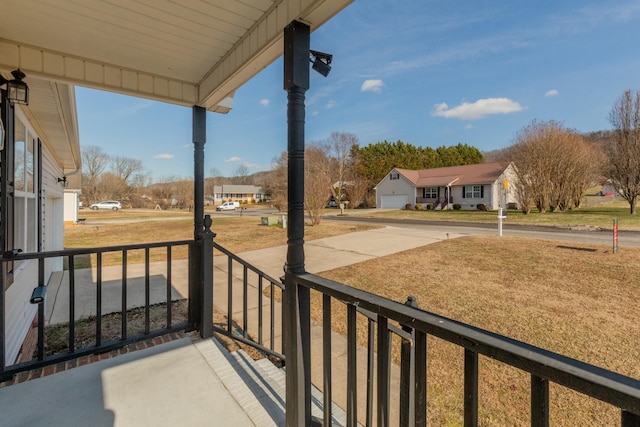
(65, 216, 376, 267)
(313, 235, 640, 426)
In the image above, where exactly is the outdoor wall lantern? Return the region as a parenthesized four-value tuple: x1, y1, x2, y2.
(0, 69, 29, 105)
(309, 50, 332, 77)
(57, 176, 68, 188)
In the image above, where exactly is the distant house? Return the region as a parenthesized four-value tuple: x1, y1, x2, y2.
(375, 162, 518, 210)
(212, 185, 267, 205)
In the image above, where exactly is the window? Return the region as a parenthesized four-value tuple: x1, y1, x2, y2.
(13, 118, 38, 272)
(390, 173, 400, 180)
(423, 187, 437, 198)
(464, 185, 482, 198)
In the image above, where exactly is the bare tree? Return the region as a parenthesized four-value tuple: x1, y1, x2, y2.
(604, 89, 640, 214)
(263, 153, 288, 212)
(231, 163, 250, 185)
(81, 145, 109, 202)
(111, 156, 144, 184)
(509, 120, 599, 214)
(305, 146, 333, 225)
(323, 132, 359, 203)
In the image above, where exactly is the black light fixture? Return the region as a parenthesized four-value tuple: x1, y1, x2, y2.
(0, 69, 29, 105)
(58, 176, 68, 188)
(309, 50, 332, 77)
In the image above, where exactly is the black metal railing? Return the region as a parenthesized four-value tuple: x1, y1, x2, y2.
(212, 242, 285, 362)
(0, 240, 193, 380)
(290, 272, 640, 427)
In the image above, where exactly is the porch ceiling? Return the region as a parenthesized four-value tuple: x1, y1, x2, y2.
(0, 0, 353, 170)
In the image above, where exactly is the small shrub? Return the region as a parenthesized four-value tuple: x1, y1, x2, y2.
(453, 203, 462, 210)
(415, 204, 424, 211)
(477, 203, 488, 211)
(405, 203, 414, 210)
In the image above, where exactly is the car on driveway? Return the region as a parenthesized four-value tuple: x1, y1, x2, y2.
(90, 200, 122, 211)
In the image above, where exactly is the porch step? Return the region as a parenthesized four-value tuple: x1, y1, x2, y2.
(194, 338, 349, 427)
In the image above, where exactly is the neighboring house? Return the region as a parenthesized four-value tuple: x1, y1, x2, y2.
(63, 173, 82, 225)
(1, 75, 81, 365)
(375, 162, 518, 210)
(212, 185, 267, 205)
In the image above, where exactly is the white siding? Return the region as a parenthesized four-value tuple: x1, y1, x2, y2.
(375, 172, 415, 208)
(4, 113, 65, 366)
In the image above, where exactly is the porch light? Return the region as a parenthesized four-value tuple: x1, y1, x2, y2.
(309, 50, 332, 77)
(0, 69, 29, 105)
(57, 176, 68, 188)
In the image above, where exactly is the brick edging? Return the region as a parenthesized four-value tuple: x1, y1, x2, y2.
(0, 331, 191, 388)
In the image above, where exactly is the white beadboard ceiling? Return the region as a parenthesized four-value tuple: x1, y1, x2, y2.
(0, 0, 353, 171)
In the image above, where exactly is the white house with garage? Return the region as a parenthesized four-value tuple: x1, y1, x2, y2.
(375, 162, 518, 210)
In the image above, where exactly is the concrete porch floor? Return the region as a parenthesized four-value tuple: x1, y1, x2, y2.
(0, 336, 258, 427)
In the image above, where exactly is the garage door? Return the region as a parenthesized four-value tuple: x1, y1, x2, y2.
(380, 195, 409, 208)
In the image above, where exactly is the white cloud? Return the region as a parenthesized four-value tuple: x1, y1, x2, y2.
(224, 156, 242, 163)
(153, 154, 174, 159)
(432, 97, 523, 120)
(326, 100, 336, 109)
(545, 89, 559, 97)
(311, 110, 320, 116)
(260, 99, 270, 107)
(361, 79, 384, 93)
(465, 123, 473, 129)
(118, 101, 153, 115)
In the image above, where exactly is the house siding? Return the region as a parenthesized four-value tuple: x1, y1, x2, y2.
(4, 110, 66, 366)
(375, 172, 415, 208)
(376, 163, 519, 211)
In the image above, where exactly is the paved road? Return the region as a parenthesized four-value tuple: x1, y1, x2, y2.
(324, 214, 640, 248)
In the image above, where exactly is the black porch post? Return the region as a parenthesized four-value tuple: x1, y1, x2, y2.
(284, 20, 311, 427)
(193, 105, 206, 238)
(189, 105, 212, 336)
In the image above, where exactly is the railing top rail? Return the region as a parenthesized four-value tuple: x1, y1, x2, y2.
(0, 240, 195, 261)
(213, 242, 284, 289)
(296, 272, 640, 415)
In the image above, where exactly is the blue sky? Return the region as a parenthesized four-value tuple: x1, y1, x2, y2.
(76, 0, 640, 180)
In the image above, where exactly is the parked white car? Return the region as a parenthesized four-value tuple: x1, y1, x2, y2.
(216, 201, 240, 211)
(89, 200, 122, 211)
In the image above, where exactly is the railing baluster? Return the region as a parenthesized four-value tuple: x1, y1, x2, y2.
(243, 266, 248, 338)
(121, 250, 127, 340)
(144, 248, 150, 335)
(464, 349, 479, 427)
(258, 276, 263, 346)
(622, 410, 640, 426)
(323, 294, 332, 427)
(531, 374, 549, 427)
(347, 304, 357, 427)
(366, 318, 375, 427)
(68, 255, 75, 353)
(270, 282, 275, 351)
(414, 329, 427, 427)
(227, 257, 233, 333)
(96, 252, 103, 346)
(37, 258, 45, 361)
(377, 316, 390, 427)
(166, 246, 172, 328)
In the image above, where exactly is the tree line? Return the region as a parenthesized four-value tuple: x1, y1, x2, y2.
(80, 88, 640, 216)
(262, 134, 484, 224)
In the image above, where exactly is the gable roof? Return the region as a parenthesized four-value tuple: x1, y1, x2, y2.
(214, 185, 265, 194)
(394, 162, 511, 187)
